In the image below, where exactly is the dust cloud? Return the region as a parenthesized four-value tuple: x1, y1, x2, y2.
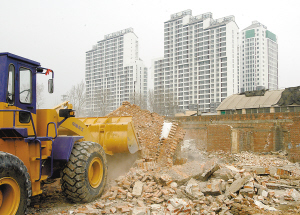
(106, 152, 140, 180)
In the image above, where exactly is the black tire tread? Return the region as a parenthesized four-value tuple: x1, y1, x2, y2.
(0, 151, 31, 215)
(61, 141, 108, 203)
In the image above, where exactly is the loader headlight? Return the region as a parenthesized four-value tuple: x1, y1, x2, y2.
(59, 109, 75, 118)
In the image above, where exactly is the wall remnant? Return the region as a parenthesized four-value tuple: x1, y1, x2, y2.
(174, 112, 300, 162)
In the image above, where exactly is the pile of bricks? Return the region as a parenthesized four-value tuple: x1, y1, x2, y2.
(28, 146, 300, 214)
(156, 122, 186, 167)
(106, 101, 185, 167)
(66, 152, 300, 214)
(232, 151, 293, 169)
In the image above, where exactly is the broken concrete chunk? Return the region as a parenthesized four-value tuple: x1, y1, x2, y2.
(225, 165, 240, 173)
(109, 190, 118, 200)
(116, 205, 131, 213)
(199, 179, 223, 196)
(154, 161, 202, 185)
(254, 167, 269, 175)
(269, 166, 277, 176)
(186, 178, 198, 186)
(240, 188, 254, 198)
(154, 159, 221, 186)
(228, 179, 234, 184)
(137, 200, 145, 207)
(110, 207, 117, 213)
(243, 181, 254, 189)
(100, 191, 112, 200)
(225, 175, 251, 196)
(131, 207, 149, 215)
(156, 173, 173, 186)
(243, 166, 270, 175)
(150, 204, 162, 211)
(265, 183, 293, 190)
(167, 198, 192, 213)
(254, 200, 277, 211)
(184, 178, 204, 199)
(132, 181, 144, 196)
(213, 167, 234, 181)
(284, 189, 300, 201)
(234, 173, 241, 180)
(261, 190, 268, 198)
(199, 159, 220, 181)
(170, 182, 177, 189)
(216, 194, 225, 203)
(233, 194, 243, 203)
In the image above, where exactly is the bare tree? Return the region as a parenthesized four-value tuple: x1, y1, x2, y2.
(153, 87, 178, 116)
(147, 89, 155, 112)
(95, 89, 111, 117)
(129, 91, 147, 110)
(164, 89, 179, 116)
(67, 80, 86, 117)
(36, 83, 44, 109)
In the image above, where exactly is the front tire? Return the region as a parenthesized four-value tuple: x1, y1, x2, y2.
(0, 152, 31, 215)
(61, 141, 108, 203)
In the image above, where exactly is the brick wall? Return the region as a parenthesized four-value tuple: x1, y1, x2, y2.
(207, 125, 232, 152)
(171, 112, 300, 162)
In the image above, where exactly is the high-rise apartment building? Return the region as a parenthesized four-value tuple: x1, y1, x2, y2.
(240, 21, 278, 92)
(85, 28, 148, 116)
(153, 10, 239, 113)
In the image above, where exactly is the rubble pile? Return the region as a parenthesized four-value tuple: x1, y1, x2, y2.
(106, 101, 185, 167)
(28, 105, 300, 214)
(232, 151, 293, 168)
(64, 152, 300, 215)
(29, 150, 300, 214)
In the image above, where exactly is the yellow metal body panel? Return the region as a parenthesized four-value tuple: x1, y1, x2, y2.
(0, 102, 43, 197)
(76, 116, 140, 155)
(1, 101, 140, 198)
(0, 102, 36, 136)
(36, 109, 58, 138)
(57, 117, 94, 141)
(36, 109, 59, 158)
(53, 101, 140, 154)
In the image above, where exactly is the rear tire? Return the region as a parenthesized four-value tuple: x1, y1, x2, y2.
(61, 141, 108, 203)
(0, 152, 31, 215)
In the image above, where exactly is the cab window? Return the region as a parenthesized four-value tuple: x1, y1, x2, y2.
(6, 64, 15, 105)
(19, 67, 32, 104)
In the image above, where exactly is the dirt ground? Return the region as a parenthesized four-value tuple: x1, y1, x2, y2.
(27, 153, 140, 215)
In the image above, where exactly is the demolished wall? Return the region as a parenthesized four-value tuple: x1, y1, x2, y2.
(175, 112, 300, 162)
(106, 101, 185, 167)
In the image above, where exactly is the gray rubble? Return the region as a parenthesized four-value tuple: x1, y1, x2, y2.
(29, 149, 300, 215)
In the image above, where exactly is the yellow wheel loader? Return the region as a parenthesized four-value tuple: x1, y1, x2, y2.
(0, 53, 140, 214)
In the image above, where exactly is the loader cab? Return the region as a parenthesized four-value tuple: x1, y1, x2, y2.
(0, 53, 40, 114)
(0, 52, 53, 133)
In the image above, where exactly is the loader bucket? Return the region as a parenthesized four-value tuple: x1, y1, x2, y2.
(77, 116, 140, 155)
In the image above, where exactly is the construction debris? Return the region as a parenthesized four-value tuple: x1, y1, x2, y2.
(29, 149, 300, 214)
(106, 102, 185, 167)
(28, 103, 300, 214)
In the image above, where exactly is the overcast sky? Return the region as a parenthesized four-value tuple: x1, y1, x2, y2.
(1, 0, 299, 108)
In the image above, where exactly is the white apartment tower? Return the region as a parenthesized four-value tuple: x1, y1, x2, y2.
(85, 28, 148, 116)
(240, 21, 278, 92)
(153, 10, 239, 113)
